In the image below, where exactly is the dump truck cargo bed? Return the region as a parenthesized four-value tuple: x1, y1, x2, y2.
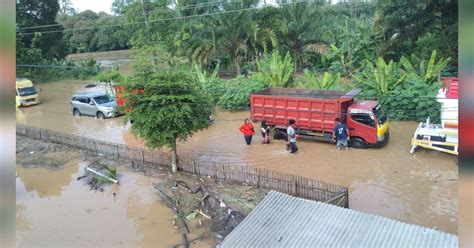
(250, 88, 360, 133)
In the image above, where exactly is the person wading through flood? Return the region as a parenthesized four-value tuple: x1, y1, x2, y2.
(260, 119, 270, 144)
(287, 119, 298, 153)
(332, 117, 350, 150)
(239, 118, 255, 145)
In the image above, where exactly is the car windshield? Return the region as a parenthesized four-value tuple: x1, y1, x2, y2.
(93, 95, 114, 104)
(373, 104, 387, 124)
(17, 86, 37, 96)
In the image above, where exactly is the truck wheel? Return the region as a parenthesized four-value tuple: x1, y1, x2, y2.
(96, 112, 105, 119)
(350, 137, 368, 149)
(73, 109, 81, 117)
(274, 130, 288, 141)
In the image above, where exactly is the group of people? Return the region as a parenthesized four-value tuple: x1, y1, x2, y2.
(239, 117, 350, 152)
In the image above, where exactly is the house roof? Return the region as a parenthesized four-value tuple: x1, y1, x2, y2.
(218, 191, 457, 248)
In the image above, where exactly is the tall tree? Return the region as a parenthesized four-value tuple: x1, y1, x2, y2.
(279, 2, 321, 72)
(16, 0, 67, 59)
(375, 0, 457, 64)
(122, 71, 213, 173)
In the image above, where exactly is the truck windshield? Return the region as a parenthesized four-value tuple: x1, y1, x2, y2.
(373, 105, 387, 125)
(93, 95, 114, 104)
(17, 86, 37, 96)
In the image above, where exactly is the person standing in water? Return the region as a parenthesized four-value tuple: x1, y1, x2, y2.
(239, 118, 255, 145)
(332, 117, 350, 150)
(260, 119, 271, 144)
(287, 119, 298, 153)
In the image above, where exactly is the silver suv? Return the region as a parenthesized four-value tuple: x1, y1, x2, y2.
(70, 92, 119, 119)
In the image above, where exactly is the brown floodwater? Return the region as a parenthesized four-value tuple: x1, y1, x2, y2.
(17, 79, 458, 234)
(16, 160, 185, 247)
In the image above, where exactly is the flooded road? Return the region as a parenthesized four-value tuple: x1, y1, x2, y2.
(16, 160, 185, 247)
(17, 79, 458, 234)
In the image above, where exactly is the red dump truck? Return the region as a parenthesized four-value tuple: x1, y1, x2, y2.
(250, 88, 390, 148)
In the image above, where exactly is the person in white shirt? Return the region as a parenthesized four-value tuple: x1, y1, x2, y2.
(286, 119, 298, 154)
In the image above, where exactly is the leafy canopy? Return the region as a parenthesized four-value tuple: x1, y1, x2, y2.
(255, 50, 294, 87)
(120, 71, 213, 150)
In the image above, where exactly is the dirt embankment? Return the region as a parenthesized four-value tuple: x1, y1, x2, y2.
(16, 135, 267, 247)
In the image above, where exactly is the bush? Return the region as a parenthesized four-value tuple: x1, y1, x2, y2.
(296, 70, 341, 89)
(254, 50, 294, 87)
(363, 74, 441, 122)
(194, 64, 225, 104)
(17, 58, 100, 82)
(217, 76, 267, 111)
(353, 57, 406, 95)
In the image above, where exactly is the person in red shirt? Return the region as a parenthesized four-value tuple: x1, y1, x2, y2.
(239, 118, 255, 145)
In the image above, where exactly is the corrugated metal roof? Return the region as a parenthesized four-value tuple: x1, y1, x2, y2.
(218, 191, 458, 248)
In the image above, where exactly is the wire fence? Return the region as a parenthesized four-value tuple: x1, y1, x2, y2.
(16, 123, 349, 208)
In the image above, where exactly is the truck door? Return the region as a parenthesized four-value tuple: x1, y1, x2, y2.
(347, 113, 377, 145)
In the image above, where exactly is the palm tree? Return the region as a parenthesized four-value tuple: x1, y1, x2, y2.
(279, 2, 321, 72)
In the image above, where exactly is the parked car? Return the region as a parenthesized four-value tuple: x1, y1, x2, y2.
(70, 92, 120, 119)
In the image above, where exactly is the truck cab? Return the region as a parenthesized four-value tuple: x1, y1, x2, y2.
(16, 78, 40, 107)
(347, 101, 389, 148)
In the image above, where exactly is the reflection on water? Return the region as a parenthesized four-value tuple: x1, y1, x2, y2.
(16, 159, 80, 198)
(17, 79, 458, 234)
(16, 161, 182, 247)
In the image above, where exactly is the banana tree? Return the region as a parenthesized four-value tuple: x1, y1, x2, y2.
(297, 70, 341, 90)
(255, 50, 294, 87)
(400, 49, 450, 85)
(353, 57, 406, 95)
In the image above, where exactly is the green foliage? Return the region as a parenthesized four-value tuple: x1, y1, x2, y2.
(194, 64, 224, 104)
(16, 0, 67, 59)
(255, 51, 294, 87)
(400, 49, 450, 85)
(95, 70, 125, 85)
(57, 10, 131, 53)
(367, 74, 441, 122)
(375, 0, 457, 66)
(353, 57, 406, 95)
(217, 76, 267, 111)
(17, 58, 100, 82)
(121, 70, 213, 150)
(91, 163, 118, 185)
(297, 70, 341, 90)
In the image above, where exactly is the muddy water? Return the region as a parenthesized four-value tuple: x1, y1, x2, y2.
(17, 79, 458, 234)
(16, 161, 184, 247)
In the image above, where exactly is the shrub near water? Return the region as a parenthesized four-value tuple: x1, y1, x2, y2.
(217, 76, 267, 111)
(370, 74, 441, 122)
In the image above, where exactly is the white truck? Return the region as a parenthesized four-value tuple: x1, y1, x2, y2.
(410, 77, 458, 155)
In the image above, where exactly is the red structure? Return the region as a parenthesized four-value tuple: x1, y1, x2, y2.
(250, 88, 389, 148)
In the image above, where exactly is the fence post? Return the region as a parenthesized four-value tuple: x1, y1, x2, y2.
(294, 177, 298, 197)
(213, 162, 217, 181)
(141, 150, 145, 164)
(116, 144, 120, 158)
(192, 161, 196, 175)
(257, 169, 260, 188)
(344, 189, 349, 208)
(222, 164, 225, 180)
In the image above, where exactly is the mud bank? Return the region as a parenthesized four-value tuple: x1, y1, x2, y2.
(16, 136, 266, 247)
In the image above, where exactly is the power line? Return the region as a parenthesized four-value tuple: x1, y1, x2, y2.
(16, 1, 312, 36)
(18, 1, 229, 30)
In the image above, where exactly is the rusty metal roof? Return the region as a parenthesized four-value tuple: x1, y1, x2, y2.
(218, 191, 457, 248)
